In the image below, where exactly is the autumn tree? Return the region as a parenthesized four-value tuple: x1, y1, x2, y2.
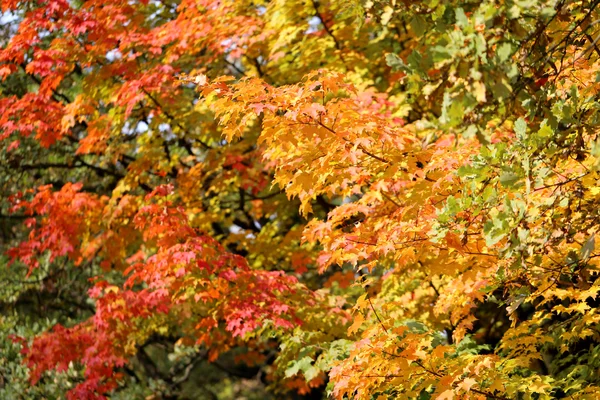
(2, 0, 600, 399)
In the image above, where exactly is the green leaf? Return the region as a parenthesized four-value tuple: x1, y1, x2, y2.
(537, 122, 553, 138)
(385, 53, 408, 72)
(581, 233, 595, 261)
(455, 8, 468, 27)
(497, 43, 512, 62)
(491, 78, 512, 100)
(410, 15, 427, 37)
(499, 172, 521, 187)
(285, 356, 314, 378)
(514, 118, 527, 139)
(304, 365, 320, 381)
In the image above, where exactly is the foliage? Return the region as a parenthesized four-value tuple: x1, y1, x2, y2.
(2, 0, 600, 399)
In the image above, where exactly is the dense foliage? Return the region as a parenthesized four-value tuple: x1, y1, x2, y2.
(2, 0, 600, 399)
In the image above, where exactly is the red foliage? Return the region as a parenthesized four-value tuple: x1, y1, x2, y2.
(7, 183, 107, 274)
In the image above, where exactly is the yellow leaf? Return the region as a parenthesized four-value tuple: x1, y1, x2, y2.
(489, 379, 504, 392)
(458, 377, 477, 393)
(473, 81, 487, 103)
(348, 312, 364, 335)
(194, 74, 207, 86)
(436, 389, 455, 400)
(356, 293, 369, 310)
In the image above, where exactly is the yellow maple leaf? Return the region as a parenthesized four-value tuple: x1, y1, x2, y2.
(458, 377, 477, 393)
(436, 389, 455, 400)
(348, 312, 364, 335)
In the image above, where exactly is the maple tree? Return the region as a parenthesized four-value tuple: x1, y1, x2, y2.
(2, 0, 600, 399)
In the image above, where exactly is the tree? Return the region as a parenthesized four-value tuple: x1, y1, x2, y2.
(2, 0, 600, 399)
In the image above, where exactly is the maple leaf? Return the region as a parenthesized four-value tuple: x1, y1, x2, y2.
(458, 377, 477, 393)
(436, 390, 455, 400)
(194, 74, 208, 86)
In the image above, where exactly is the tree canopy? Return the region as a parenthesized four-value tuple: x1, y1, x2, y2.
(2, 0, 600, 399)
